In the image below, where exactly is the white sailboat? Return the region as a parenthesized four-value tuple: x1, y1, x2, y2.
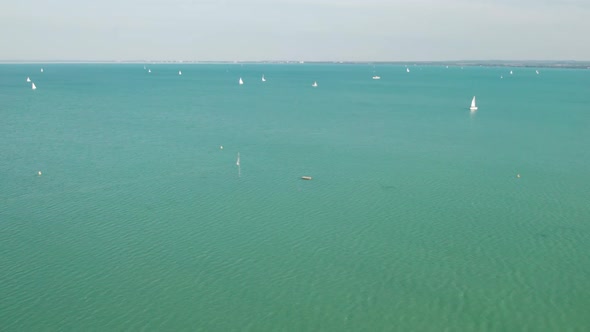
(236, 152, 241, 177)
(510, 70, 513, 75)
(31, 83, 37, 90)
(469, 96, 478, 111)
(536, 70, 539, 75)
(406, 67, 410, 73)
(40, 68, 44, 73)
(372, 75, 381, 80)
(148, 69, 151, 73)
(239, 77, 244, 85)
(312, 81, 318, 87)
(178, 70, 182, 75)
(26, 77, 31, 82)
(261, 75, 266, 82)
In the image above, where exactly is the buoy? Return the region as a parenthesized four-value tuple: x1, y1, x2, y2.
(38, 171, 42, 176)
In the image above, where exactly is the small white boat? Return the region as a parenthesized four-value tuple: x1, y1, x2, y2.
(312, 81, 318, 87)
(178, 70, 182, 75)
(261, 75, 266, 82)
(236, 152, 240, 166)
(510, 70, 513, 75)
(31, 83, 37, 90)
(26, 77, 31, 82)
(239, 77, 244, 85)
(372, 75, 381, 80)
(536, 70, 539, 75)
(469, 96, 478, 111)
(40, 68, 44, 73)
(148, 69, 151, 73)
(406, 67, 410, 73)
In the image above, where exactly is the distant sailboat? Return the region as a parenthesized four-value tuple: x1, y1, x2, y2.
(40, 68, 44, 73)
(372, 75, 381, 80)
(510, 70, 513, 75)
(536, 70, 539, 75)
(148, 69, 151, 73)
(178, 70, 182, 75)
(406, 67, 410, 73)
(236, 152, 241, 177)
(312, 81, 318, 87)
(261, 75, 266, 82)
(26, 77, 31, 82)
(31, 83, 37, 90)
(239, 77, 244, 85)
(469, 96, 478, 111)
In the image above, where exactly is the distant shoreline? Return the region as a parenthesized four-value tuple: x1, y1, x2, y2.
(1, 60, 589, 69)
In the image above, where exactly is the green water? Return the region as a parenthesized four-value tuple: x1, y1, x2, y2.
(1, 64, 589, 331)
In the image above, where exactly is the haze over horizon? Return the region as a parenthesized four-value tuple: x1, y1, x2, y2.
(2, 0, 589, 61)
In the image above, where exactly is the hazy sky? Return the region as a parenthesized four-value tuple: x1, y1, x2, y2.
(2, 0, 589, 61)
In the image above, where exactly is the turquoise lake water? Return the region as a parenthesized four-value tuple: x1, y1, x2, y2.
(1, 64, 589, 331)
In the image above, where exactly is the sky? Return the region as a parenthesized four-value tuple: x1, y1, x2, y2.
(1, 0, 589, 61)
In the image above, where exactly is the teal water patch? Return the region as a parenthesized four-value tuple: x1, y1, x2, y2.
(1, 64, 589, 330)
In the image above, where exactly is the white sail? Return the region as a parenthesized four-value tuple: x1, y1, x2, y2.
(312, 81, 318, 87)
(510, 70, 513, 75)
(31, 83, 37, 90)
(372, 75, 381, 80)
(406, 67, 410, 73)
(148, 69, 151, 73)
(40, 68, 44, 73)
(261, 75, 266, 82)
(236, 153, 240, 166)
(536, 70, 539, 75)
(470, 96, 477, 111)
(178, 70, 182, 75)
(239, 77, 244, 85)
(26, 77, 31, 82)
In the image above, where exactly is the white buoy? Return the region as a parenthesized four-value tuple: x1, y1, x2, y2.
(38, 171, 42, 176)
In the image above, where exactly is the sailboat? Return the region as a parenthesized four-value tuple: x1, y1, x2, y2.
(406, 67, 410, 73)
(536, 70, 539, 75)
(469, 96, 478, 111)
(31, 83, 37, 90)
(236, 153, 240, 166)
(26, 77, 31, 82)
(148, 69, 151, 73)
(372, 74, 381, 80)
(312, 81, 318, 87)
(178, 70, 182, 75)
(239, 77, 244, 85)
(236, 152, 241, 177)
(40, 68, 44, 73)
(261, 75, 266, 82)
(509, 70, 513, 75)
